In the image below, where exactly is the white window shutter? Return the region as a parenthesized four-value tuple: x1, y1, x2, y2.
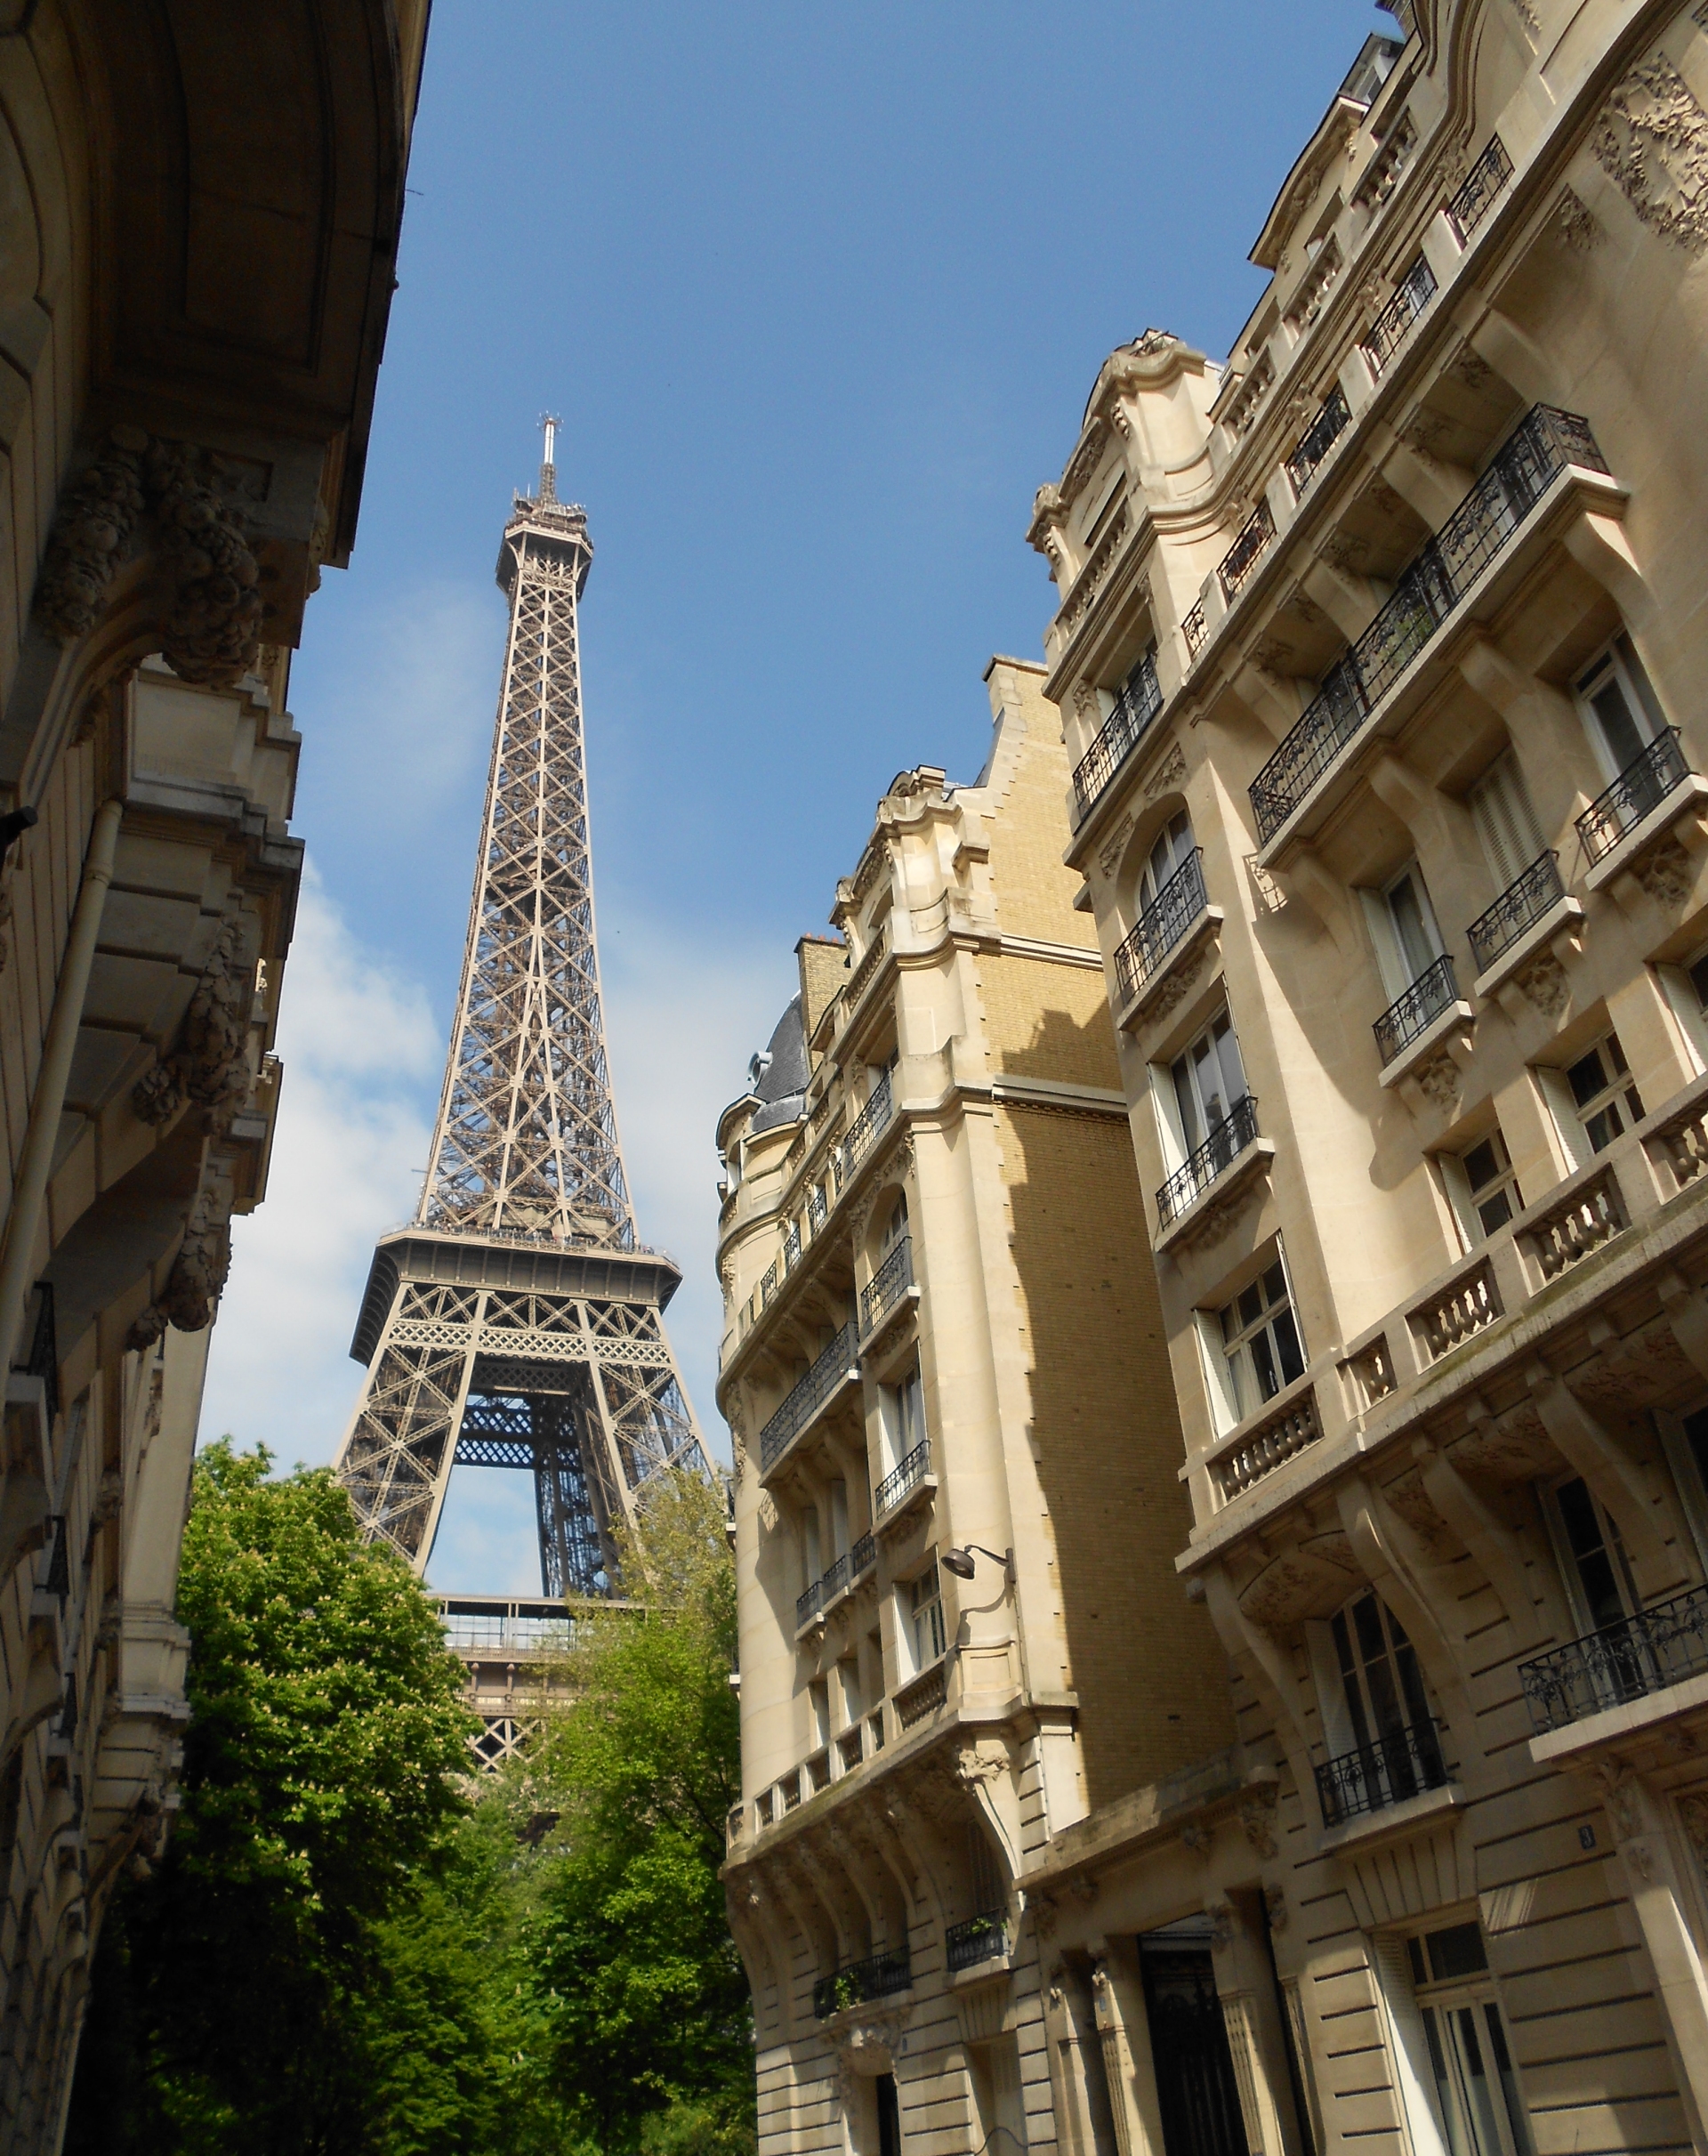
(1371, 1935, 1452, 2156)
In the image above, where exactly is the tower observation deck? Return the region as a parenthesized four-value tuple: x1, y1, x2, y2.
(333, 424, 708, 1600)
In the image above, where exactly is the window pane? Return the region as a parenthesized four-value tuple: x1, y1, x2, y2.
(1426, 1923, 1488, 1982)
(1584, 1102, 1622, 1153)
(1238, 1283, 1263, 1330)
(1463, 1139, 1498, 1191)
(1353, 1593, 1389, 1667)
(1477, 1190, 1513, 1235)
(1454, 2004, 1508, 2156)
(1262, 1261, 1286, 1307)
(1422, 2007, 1470, 2156)
(1273, 1308, 1306, 1386)
(1567, 1049, 1607, 1108)
(1590, 678, 1646, 771)
(1250, 1328, 1280, 1401)
(1483, 2004, 1532, 2156)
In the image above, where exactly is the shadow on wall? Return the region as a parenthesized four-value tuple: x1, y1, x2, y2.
(1001, 1004, 1237, 1810)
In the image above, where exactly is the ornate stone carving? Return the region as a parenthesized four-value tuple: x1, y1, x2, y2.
(1264, 1882, 1290, 1934)
(1593, 54, 1708, 254)
(955, 1744, 1005, 1789)
(1384, 1466, 1452, 1552)
(1207, 1902, 1236, 1950)
(1317, 530, 1370, 575)
(1070, 1872, 1100, 1907)
(125, 1175, 234, 1349)
(1511, 950, 1569, 1018)
(1097, 814, 1135, 881)
(1027, 1890, 1058, 1940)
(1238, 1786, 1278, 1858)
(1633, 834, 1694, 905)
(1180, 1820, 1215, 1860)
(1678, 1788, 1708, 1878)
(1507, 0, 1540, 34)
(133, 908, 256, 1135)
(1555, 187, 1605, 253)
(1073, 680, 1101, 723)
(1411, 1048, 1462, 1110)
(1144, 742, 1188, 800)
(35, 427, 266, 685)
(1148, 948, 1205, 1026)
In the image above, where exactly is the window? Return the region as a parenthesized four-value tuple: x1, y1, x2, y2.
(909, 1562, 945, 1671)
(1540, 1475, 1640, 1637)
(1454, 1130, 1524, 1239)
(1378, 1921, 1534, 2156)
(1383, 862, 1446, 989)
(881, 1192, 907, 1250)
(1469, 755, 1546, 894)
(1169, 1011, 1250, 1160)
(810, 1678, 830, 1748)
(1140, 811, 1195, 912)
(1332, 1592, 1438, 1760)
(1563, 1031, 1644, 1156)
(1218, 1259, 1306, 1419)
(1574, 634, 1666, 781)
(881, 1361, 925, 1473)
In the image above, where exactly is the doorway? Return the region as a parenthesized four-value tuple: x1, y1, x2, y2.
(1139, 1918, 1250, 2156)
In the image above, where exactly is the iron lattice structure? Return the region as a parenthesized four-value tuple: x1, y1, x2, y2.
(334, 434, 707, 1596)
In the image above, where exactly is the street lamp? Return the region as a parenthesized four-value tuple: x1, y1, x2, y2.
(941, 1544, 1011, 1580)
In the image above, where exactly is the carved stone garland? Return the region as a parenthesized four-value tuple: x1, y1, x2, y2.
(1592, 53, 1708, 255)
(34, 426, 266, 687)
(133, 908, 257, 1135)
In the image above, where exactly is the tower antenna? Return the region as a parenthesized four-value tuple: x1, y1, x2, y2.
(539, 411, 560, 501)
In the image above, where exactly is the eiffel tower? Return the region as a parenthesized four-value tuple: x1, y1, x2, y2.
(334, 421, 708, 1598)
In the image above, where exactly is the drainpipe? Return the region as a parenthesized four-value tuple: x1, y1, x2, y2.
(0, 797, 124, 1381)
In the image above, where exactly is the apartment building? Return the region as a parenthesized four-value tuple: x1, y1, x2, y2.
(0, 5, 428, 2144)
(717, 661, 1234, 2154)
(1022, 4, 1708, 2155)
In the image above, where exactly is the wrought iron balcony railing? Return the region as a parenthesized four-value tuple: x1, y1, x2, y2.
(876, 1438, 931, 1516)
(1218, 498, 1277, 602)
(1071, 657, 1164, 826)
(1182, 601, 1208, 659)
(1250, 406, 1609, 841)
(1362, 254, 1438, 374)
(860, 1235, 914, 1337)
(1466, 852, 1564, 974)
(850, 1531, 876, 1580)
(813, 1948, 911, 2020)
(1519, 1582, 1708, 1734)
(794, 1577, 823, 1631)
(946, 1910, 1009, 1972)
(1446, 133, 1513, 245)
(1285, 387, 1351, 497)
(1156, 1094, 1260, 1228)
(1575, 728, 1692, 864)
(1114, 852, 1209, 1005)
(819, 1553, 848, 1606)
(1374, 953, 1459, 1067)
(841, 1070, 894, 1179)
(1316, 1717, 1447, 1826)
(761, 1323, 859, 1472)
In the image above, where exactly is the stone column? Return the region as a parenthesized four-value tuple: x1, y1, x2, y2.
(1088, 1936, 1167, 2156)
(1210, 1896, 1307, 2156)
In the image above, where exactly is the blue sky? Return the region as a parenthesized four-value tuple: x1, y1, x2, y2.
(200, 0, 1393, 1590)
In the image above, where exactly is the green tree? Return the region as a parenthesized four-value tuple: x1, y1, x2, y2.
(520, 1468, 754, 2153)
(68, 1441, 479, 2156)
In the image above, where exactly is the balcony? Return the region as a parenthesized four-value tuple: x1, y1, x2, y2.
(1575, 729, 1693, 865)
(813, 1947, 911, 2020)
(1071, 657, 1164, 826)
(860, 1235, 914, 1338)
(1316, 1717, 1448, 1827)
(760, 1322, 860, 1474)
(842, 1070, 895, 1177)
(850, 1530, 876, 1580)
(1209, 1385, 1322, 1503)
(1156, 1094, 1261, 1229)
(1217, 498, 1277, 604)
(1362, 254, 1437, 375)
(1374, 954, 1460, 1068)
(1446, 133, 1513, 246)
(1182, 601, 1207, 660)
(893, 1660, 947, 1729)
(1250, 406, 1611, 844)
(875, 1438, 931, 1517)
(794, 1577, 824, 1632)
(1114, 852, 1209, 1008)
(947, 1910, 1008, 1973)
(1466, 852, 1564, 974)
(1285, 387, 1351, 497)
(1519, 1584, 1708, 1734)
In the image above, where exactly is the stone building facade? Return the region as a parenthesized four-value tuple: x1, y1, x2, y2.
(0, 4, 427, 2144)
(717, 661, 1233, 2153)
(1024, 4, 1708, 2155)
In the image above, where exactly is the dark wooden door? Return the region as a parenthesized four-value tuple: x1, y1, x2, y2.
(1140, 1942, 1251, 2156)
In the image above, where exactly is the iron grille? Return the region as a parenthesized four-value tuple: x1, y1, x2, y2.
(794, 1576, 824, 1631)
(1071, 658, 1164, 825)
(947, 1910, 1009, 1972)
(1249, 406, 1609, 840)
(813, 1948, 911, 2020)
(1446, 133, 1514, 244)
(1519, 1582, 1708, 1733)
(1466, 852, 1563, 973)
(1316, 1718, 1447, 1825)
(819, 1553, 848, 1605)
(1362, 254, 1438, 374)
(843, 1071, 894, 1174)
(1374, 954, 1459, 1067)
(1114, 852, 1208, 1005)
(1218, 499, 1277, 602)
(1156, 1094, 1260, 1227)
(1284, 388, 1352, 497)
(876, 1438, 931, 1515)
(850, 1531, 876, 1579)
(860, 1236, 914, 1337)
(43, 1515, 68, 1602)
(1182, 602, 1208, 659)
(760, 1323, 858, 1472)
(1575, 729, 1690, 864)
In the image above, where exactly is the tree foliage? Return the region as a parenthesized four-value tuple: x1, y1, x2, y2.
(66, 1449, 753, 2156)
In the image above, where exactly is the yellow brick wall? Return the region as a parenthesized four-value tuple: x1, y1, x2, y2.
(979, 953, 1123, 1093)
(980, 674, 1099, 949)
(996, 1100, 1236, 1805)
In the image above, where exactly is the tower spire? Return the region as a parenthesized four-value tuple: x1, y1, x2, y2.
(539, 411, 559, 503)
(332, 431, 708, 1611)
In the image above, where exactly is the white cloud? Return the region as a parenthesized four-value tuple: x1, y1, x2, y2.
(198, 870, 439, 1465)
